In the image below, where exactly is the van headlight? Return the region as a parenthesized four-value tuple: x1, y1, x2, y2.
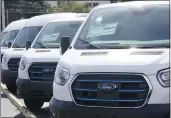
(2, 55, 8, 64)
(20, 58, 29, 70)
(157, 68, 170, 87)
(55, 65, 70, 85)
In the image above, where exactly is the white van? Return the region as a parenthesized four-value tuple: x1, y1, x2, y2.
(1, 13, 87, 93)
(16, 16, 86, 110)
(0, 19, 28, 61)
(49, 1, 169, 118)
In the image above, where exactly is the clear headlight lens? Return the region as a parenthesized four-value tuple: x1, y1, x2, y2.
(2, 55, 8, 64)
(157, 68, 170, 87)
(55, 65, 70, 85)
(19, 58, 29, 70)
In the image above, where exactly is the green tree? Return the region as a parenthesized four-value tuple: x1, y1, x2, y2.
(50, 2, 91, 13)
(18, 0, 51, 18)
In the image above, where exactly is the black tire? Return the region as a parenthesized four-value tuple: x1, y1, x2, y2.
(24, 99, 44, 111)
(50, 111, 70, 118)
(16, 87, 21, 99)
(50, 111, 55, 118)
(6, 84, 16, 94)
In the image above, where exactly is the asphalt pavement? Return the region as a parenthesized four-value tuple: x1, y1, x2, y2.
(1, 91, 25, 118)
(1, 91, 50, 118)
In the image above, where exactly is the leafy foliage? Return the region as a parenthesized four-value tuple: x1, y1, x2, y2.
(49, 2, 91, 13)
(18, 0, 51, 18)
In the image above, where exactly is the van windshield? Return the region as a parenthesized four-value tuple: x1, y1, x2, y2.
(1, 30, 19, 47)
(32, 21, 82, 49)
(12, 26, 42, 48)
(74, 4, 169, 49)
(0, 32, 8, 44)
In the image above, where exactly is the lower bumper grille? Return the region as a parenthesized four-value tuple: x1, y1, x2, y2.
(71, 73, 150, 108)
(28, 62, 57, 82)
(8, 58, 21, 71)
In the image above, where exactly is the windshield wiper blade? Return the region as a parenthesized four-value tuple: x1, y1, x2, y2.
(101, 45, 132, 49)
(133, 45, 170, 49)
(36, 41, 47, 48)
(78, 38, 100, 49)
(12, 43, 20, 48)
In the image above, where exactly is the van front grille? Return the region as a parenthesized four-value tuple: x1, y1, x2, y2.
(71, 73, 150, 108)
(28, 62, 57, 82)
(8, 58, 21, 71)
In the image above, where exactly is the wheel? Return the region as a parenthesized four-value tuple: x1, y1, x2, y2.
(50, 111, 70, 118)
(50, 111, 56, 118)
(24, 99, 44, 111)
(6, 84, 16, 94)
(16, 87, 21, 99)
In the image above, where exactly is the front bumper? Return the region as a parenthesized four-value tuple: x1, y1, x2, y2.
(16, 78, 53, 101)
(49, 97, 170, 118)
(1, 69, 18, 85)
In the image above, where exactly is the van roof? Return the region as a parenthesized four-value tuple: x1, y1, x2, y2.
(3, 19, 28, 32)
(23, 13, 88, 27)
(95, 1, 169, 10)
(49, 17, 86, 23)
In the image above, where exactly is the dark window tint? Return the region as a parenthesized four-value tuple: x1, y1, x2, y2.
(1, 30, 19, 46)
(12, 26, 42, 48)
(0, 32, 8, 44)
(32, 21, 82, 48)
(74, 4, 169, 49)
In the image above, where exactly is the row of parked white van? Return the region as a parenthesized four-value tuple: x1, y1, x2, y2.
(0, 1, 170, 118)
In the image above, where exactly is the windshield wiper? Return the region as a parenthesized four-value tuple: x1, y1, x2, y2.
(100, 44, 132, 49)
(78, 38, 100, 49)
(133, 45, 170, 49)
(12, 43, 20, 48)
(36, 41, 47, 48)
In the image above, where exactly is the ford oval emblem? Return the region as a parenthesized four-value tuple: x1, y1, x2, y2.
(42, 68, 54, 73)
(98, 83, 117, 92)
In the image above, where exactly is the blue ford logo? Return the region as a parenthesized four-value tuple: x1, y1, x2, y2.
(42, 68, 54, 73)
(98, 83, 117, 92)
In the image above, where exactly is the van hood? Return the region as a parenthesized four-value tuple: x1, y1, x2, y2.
(4, 48, 25, 58)
(22, 48, 61, 62)
(60, 48, 169, 75)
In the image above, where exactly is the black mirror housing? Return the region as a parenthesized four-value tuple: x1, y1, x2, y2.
(8, 42, 12, 48)
(60, 36, 70, 55)
(26, 41, 32, 50)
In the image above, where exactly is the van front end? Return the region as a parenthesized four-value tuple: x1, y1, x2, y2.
(49, 48, 170, 118)
(16, 17, 86, 110)
(16, 48, 60, 110)
(1, 48, 25, 92)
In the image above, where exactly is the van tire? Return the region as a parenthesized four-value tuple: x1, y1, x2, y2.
(24, 99, 44, 111)
(6, 84, 16, 94)
(50, 111, 70, 118)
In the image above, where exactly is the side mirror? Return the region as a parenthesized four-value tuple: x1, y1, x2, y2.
(26, 41, 32, 50)
(8, 42, 12, 48)
(60, 36, 70, 55)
